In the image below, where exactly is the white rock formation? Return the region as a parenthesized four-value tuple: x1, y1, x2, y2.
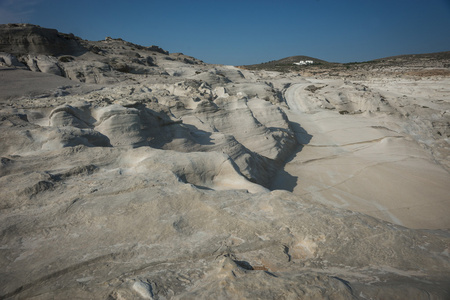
(0, 24, 449, 299)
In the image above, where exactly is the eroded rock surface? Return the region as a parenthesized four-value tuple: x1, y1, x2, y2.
(1, 24, 450, 299)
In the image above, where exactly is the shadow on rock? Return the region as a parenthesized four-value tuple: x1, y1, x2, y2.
(270, 121, 312, 192)
(147, 122, 214, 149)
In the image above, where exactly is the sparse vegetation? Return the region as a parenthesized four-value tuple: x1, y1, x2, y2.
(240, 51, 450, 77)
(305, 85, 324, 93)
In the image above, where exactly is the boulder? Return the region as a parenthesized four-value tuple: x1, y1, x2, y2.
(0, 52, 28, 69)
(23, 55, 63, 76)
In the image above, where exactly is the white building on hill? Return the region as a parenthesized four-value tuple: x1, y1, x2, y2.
(293, 60, 314, 66)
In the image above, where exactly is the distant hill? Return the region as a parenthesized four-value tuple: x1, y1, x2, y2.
(241, 51, 450, 72)
(372, 51, 450, 62)
(261, 55, 329, 65)
(241, 55, 334, 71)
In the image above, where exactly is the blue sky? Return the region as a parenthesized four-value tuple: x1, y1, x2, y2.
(1, 0, 450, 65)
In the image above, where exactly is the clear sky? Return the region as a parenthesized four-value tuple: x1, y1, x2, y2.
(1, 0, 450, 65)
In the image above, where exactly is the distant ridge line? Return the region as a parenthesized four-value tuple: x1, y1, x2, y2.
(240, 50, 450, 71)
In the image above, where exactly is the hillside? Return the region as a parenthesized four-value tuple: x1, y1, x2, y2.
(241, 51, 450, 76)
(241, 55, 334, 72)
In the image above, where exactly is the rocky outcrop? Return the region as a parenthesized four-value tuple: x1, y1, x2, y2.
(22, 54, 63, 76)
(0, 24, 174, 83)
(0, 23, 86, 56)
(0, 52, 27, 69)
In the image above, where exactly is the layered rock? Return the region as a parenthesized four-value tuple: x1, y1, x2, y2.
(0, 24, 449, 299)
(0, 23, 86, 56)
